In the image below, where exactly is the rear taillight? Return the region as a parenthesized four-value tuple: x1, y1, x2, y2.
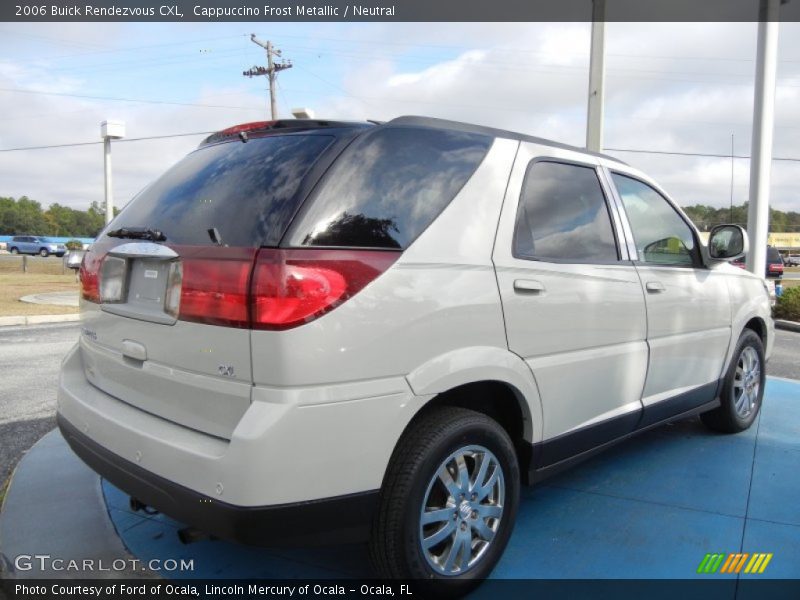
(177, 247, 257, 328)
(769, 263, 783, 272)
(251, 249, 399, 330)
(99, 256, 127, 303)
(83, 243, 397, 329)
(79, 251, 104, 303)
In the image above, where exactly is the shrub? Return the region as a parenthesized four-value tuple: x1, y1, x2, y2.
(65, 239, 84, 250)
(775, 286, 800, 321)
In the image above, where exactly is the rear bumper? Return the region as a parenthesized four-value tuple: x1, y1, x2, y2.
(58, 413, 377, 545)
(56, 341, 423, 543)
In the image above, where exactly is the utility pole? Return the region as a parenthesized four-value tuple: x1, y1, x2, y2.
(730, 133, 735, 224)
(244, 34, 292, 120)
(586, 0, 606, 152)
(746, 0, 781, 278)
(100, 120, 125, 226)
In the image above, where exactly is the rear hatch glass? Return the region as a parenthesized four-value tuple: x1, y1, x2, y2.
(80, 132, 336, 438)
(110, 132, 335, 247)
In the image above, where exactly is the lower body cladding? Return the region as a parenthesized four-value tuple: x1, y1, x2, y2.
(56, 344, 429, 545)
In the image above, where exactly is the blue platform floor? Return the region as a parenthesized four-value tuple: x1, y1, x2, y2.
(103, 378, 800, 580)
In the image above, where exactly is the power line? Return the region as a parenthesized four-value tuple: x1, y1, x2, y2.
(0, 87, 263, 111)
(3, 132, 800, 165)
(606, 147, 800, 162)
(7, 33, 249, 63)
(0, 131, 213, 153)
(268, 31, 800, 64)
(0, 28, 109, 51)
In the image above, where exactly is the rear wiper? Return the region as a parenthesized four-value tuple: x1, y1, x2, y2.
(106, 227, 167, 242)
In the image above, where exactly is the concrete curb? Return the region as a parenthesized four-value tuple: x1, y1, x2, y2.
(775, 319, 800, 333)
(0, 314, 80, 327)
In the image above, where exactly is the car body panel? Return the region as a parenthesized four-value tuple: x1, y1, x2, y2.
(598, 160, 734, 419)
(56, 117, 774, 538)
(250, 138, 519, 388)
(492, 143, 648, 442)
(80, 299, 253, 439)
(58, 343, 429, 505)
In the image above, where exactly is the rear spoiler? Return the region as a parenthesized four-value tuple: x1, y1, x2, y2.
(199, 119, 373, 147)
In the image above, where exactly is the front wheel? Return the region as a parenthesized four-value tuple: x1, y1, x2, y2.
(9, 247, 19, 254)
(39, 248, 49, 257)
(370, 406, 520, 596)
(701, 329, 765, 433)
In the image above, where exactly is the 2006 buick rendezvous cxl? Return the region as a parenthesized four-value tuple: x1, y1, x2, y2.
(58, 116, 772, 594)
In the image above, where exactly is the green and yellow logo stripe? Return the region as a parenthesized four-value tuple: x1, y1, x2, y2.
(697, 552, 772, 574)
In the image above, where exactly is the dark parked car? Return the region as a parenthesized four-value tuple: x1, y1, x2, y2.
(7, 235, 66, 257)
(732, 246, 783, 278)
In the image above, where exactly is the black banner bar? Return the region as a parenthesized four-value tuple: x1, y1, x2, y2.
(3, 579, 800, 600)
(3, 0, 800, 23)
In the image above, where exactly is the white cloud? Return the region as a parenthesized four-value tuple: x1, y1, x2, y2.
(0, 21, 798, 218)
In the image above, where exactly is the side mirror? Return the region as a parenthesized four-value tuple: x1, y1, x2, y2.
(708, 224, 748, 261)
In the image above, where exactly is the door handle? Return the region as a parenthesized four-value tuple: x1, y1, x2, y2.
(645, 281, 665, 293)
(514, 279, 546, 294)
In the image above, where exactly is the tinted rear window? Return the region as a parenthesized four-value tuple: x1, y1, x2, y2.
(767, 247, 782, 262)
(514, 161, 618, 263)
(107, 134, 334, 247)
(288, 126, 492, 249)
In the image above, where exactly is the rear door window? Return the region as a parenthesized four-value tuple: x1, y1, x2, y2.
(513, 160, 619, 263)
(107, 133, 335, 247)
(287, 126, 492, 249)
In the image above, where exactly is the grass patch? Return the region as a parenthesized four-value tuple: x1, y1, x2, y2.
(0, 254, 72, 275)
(0, 272, 79, 316)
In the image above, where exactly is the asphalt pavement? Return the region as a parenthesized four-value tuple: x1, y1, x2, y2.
(0, 322, 78, 488)
(0, 322, 798, 496)
(769, 326, 800, 379)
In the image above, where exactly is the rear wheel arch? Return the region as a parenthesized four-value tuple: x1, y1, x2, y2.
(392, 380, 535, 483)
(404, 347, 543, 445)
(744, 316, 767, 346)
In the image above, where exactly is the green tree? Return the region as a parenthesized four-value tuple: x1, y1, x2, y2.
(682, 202, 799, 233)
(0, 196, 49, 234)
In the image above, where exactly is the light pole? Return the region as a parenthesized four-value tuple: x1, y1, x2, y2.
(586, 0, 606, 152)
(746, 0, 781, 277)
(100, 120, 125, 225)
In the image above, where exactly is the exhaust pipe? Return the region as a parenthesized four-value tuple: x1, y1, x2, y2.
(128, 496, 215, 544)
(129, 497, 159, 515)
(177, 527, 217, 544)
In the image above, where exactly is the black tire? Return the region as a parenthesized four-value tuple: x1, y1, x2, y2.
(369, 406, 520, 597)
(39, 248, 49, 257)
(9, 247, 18, 254)
(701, 329, 765, 433)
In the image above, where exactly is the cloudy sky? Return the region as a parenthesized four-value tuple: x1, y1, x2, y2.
(1, 21, 799, 217)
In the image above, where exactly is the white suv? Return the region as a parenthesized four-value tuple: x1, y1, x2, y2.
(57, 117, 773, 594)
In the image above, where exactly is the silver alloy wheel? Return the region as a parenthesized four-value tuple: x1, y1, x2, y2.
(419, 445, 504, 576)
(733, 345, 761, 418)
